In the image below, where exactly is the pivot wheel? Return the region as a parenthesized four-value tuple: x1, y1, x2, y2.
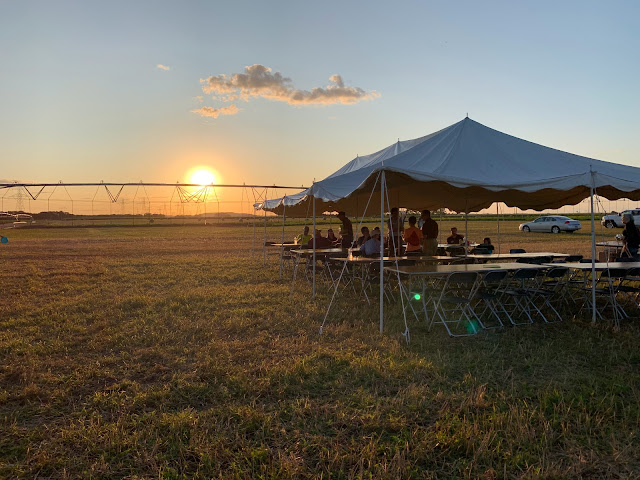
(522, 226, 530, 232)
(551, 226, 560, 234)
(605, 220, 615, 228)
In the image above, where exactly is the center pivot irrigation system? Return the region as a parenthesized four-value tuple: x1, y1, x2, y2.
(0, 182, 304, 213)
(0, 181, 306, 258)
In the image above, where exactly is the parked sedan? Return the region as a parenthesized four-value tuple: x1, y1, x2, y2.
(519, 216, 582, 233)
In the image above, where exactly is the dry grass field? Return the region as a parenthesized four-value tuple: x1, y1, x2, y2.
(1, 220, 640, 479)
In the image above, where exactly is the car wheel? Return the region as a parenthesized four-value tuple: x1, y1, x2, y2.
(551, 226, 560, 234)
(522, 226, 530, 232)
(605, 220, 615, 228)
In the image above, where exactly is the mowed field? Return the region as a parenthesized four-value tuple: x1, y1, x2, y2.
(1, 220, 640, 479)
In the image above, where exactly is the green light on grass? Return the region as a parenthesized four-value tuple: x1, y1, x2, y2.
(466, 320, 479, 334)
(413, 293, 421, 301)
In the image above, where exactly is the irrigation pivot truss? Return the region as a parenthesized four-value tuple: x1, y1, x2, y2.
(0, 181, 306, 221)
(0, 182, 305, 201)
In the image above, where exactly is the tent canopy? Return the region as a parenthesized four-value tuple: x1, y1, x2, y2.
(261, 118, 640, 216)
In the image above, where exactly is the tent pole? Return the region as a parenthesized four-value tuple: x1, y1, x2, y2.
(496, 203, 501, 255)
(380, 171, 385, 334)
(280, 196, 286, 280)
(590, 176, 597, 323)
(252, 204, 256, 259)
(312, 185, 316, 300)
(464, 200, 469, 256)
(263, 188, 267, 266)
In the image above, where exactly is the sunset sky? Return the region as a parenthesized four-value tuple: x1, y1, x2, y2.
(1, 1, 639, 212)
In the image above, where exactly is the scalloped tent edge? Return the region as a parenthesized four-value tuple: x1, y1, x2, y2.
(258, 117, 640, 217)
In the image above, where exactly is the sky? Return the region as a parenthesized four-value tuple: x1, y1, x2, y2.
(1, 0, 639, 213)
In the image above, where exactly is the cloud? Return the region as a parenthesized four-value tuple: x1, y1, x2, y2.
(200, 64, 379, 106)
(156, 64, 171, 71)
(191, 104, 239, 118)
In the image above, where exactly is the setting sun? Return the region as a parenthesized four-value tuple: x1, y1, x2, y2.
(188, 167, 218, 185)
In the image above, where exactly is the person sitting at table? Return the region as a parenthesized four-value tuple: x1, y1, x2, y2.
(621, 213, 640, 258)
(337, 211, 354, 247)
(403, 216, 423, 255)
(327, 228, 340, 247)
(294, 226, 312, 245)
(471, 237, 495, 254)
(360, 227, 381, 257)
(306, 229, 333, 249)
(356, 226, 370, 246)
(447, 227, 464, 245)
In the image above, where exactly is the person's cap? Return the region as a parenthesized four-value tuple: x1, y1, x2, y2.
(371, 229, 381, 236)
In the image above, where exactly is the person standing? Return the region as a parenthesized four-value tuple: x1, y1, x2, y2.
(337, 211, 354, 247)
(387, 207, 404, 256)
(420, 209, 439, 256)
(403, 216, 423, 255)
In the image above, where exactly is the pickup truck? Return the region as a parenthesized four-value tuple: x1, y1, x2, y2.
(601, 209, 640, 228)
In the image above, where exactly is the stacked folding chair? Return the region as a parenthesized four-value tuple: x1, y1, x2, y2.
(527, 266, 568, 322)
(581, 268, 628, 326)
(428, 271, 482, 336)
(496, 268, 547, 325)
(617, 267, 640, 315)
(474, 270, 510, 328)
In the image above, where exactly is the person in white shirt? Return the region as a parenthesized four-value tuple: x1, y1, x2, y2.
(360, 228, 381, 256)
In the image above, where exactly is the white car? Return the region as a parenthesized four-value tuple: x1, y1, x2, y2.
(519, 215, 582, 233)
(601, 209, 640, 228)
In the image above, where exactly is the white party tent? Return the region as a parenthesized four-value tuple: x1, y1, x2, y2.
(261, 117, 640, 216)
(259, 117, 640, 332)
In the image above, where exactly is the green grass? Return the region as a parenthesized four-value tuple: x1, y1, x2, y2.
(1, 222, 639, 478)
